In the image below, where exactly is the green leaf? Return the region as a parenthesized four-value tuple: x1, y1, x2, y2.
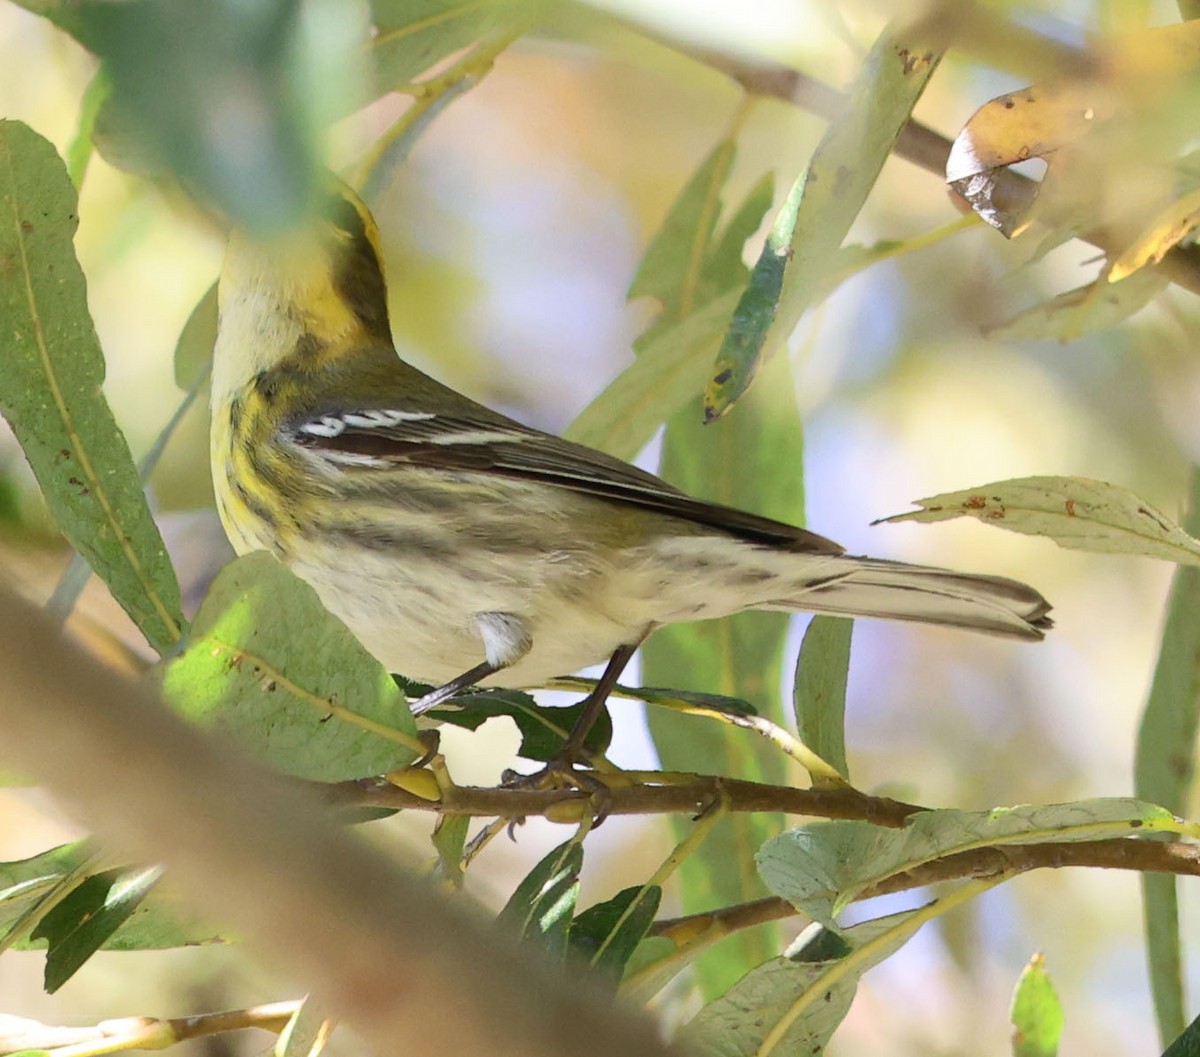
(3, 0, 97, 47)
(497, 838, 582, 959)
(620, 936, 683, 1004)
(0, 843, 94, 938)
(628, 139, 737, 313)
(1010, 953, 1063, 1057)
(430, 815, 470, 888)
(158, 553, 418, 781)
(65, 68, 110, 189)
(44, 368, 207, 634)
(987, 270, 1168, 342)
(705, 23, 943, 418)
(569, 885, 662, 981)
(1162, 1013, 1200, 1057)
(593, 680, 759, 719)
(758, 799, 1179, 927)
(33, 866, 161, 992)
(703, 173, 775, 296)
(565, 137, 774, 460)
(644, 353, 808, 999)
(0, 120, 183, 654)
(0, 843, 219, 954)
(879, 476, 1200, 566)
(174, 282, 217, 390)
(793, 617, 853, 782)
(1136, 466, 1200, 1045)
(680, 909, 922, 1057)
(425, 687, 612, 761)
(82, 0, 360, 234)
(564, 289, 739, 461)
(369, 0, 531, 92)
(91, 892, 219, 952)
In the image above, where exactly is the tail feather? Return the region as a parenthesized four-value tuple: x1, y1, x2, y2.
(773, 557, 1053, 641)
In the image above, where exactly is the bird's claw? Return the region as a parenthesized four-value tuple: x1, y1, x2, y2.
(502, 755, 614, 826)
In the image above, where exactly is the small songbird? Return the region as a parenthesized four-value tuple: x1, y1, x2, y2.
(209, 183, 1051, 744)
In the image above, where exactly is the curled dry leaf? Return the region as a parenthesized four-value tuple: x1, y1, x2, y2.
(877, 476, 1200, 566)
(947, 21, 1200, 240)
(946, 81, 1109, 237)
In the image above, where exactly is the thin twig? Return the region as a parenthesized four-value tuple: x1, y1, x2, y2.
(0, 1001, 299, 1057)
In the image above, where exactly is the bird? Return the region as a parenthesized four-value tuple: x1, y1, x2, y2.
(208, 182, 1051, 759)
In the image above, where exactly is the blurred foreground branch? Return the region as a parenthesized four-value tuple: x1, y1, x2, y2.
(0, 585, 673, 1057)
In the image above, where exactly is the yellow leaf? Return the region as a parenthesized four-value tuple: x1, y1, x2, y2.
(1109, 185, 1200, 281)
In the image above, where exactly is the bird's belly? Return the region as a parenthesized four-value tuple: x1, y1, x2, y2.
(288, 541, 651, 688)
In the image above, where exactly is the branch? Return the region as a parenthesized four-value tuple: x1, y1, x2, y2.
(0, 585, 675, 1057)
(650, 838, 1200, 941)
(331, 771, 922, 826)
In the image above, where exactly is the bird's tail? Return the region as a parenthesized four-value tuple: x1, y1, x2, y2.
(765, 556, 1053, 641)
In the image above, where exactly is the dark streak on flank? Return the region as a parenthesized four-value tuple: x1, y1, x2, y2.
(731, 568, 775, 586)
(227, 394, 244, 435)
(233, 477, 279, 533)
(307, 518, 459, 562)
(246, 444, 296, 502)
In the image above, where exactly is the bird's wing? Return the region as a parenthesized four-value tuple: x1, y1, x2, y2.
(290, 405, 843, 555)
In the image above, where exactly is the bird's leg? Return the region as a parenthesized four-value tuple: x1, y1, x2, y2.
(506, 629, 650, 783)
(499, 639, 644, 822)
(409, 611, 531, 715)
(408, 659, 501, 715)
(554, 639, 640, 766)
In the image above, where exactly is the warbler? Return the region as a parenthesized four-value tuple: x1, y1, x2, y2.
(209, 184, 1051, 726)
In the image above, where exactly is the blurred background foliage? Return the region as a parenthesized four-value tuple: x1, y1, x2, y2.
(0, 1, 1198, 1054)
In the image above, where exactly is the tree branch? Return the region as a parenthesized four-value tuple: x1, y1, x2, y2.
(649, 837, 1200, 942)
(333, 771, 922, 826)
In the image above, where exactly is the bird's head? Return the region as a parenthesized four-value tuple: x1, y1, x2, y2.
(213, 179, 394, 399)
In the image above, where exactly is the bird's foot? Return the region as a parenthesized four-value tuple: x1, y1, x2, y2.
(502, 753, 614, 825)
